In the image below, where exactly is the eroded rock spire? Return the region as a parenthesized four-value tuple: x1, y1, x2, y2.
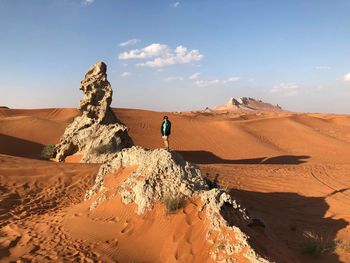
(55, 61, 133, 162)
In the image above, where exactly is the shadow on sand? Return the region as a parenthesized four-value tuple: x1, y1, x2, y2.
(233, 190, 347, 262)
(178, 150, 310, 165)
(0, 134, 43, 159)
(202, 174, 348, 262)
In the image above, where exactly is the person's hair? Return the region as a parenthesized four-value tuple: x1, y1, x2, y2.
(163, 115, 168, 120)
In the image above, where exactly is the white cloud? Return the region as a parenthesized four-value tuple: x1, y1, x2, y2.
(119, 39, 140, 47)
(222, 76, 240, 84)
(119, 43, 203, 68)
(344, 73, 350, 81)
(270, 83, 299, 96)
(83, 0, 94, 5)
(121, 72, 131, 77)
(315, 65, 331, 70)
(164, 76, 183, 81)
(194, 79, 220, 87)
(189, 72, 200, 80)
(138, 46, 203, 68)
(170, 2, 180, 8)
(119, 43, 170, 60)
(193, 76, 240, 87)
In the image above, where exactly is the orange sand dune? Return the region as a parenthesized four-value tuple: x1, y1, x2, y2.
(0, 108, 79, 121)
(1, 107, 350, 262)
(63, 167, 219, 263)
(115, 109, 350, 164)
(0, 154, 100, 261)
(0, 108, 78, 147)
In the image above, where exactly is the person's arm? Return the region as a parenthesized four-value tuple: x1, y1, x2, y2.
(168, 121, 171, 135)
(160, 121, 163, 135)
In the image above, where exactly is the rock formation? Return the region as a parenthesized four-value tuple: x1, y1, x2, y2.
(55, 61, 133, 163)
(85, 146, 272, 262)
(85, 146, 208, 212)
(213, 97, 284, 113)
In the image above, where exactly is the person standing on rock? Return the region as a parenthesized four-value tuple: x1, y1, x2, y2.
(161, 116, 171, 151)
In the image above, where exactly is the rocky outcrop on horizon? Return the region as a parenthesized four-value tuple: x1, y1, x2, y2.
(212, 97, 283, 113)
(55, 61, 133, 162)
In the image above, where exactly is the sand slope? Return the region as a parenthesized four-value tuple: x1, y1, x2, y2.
(1, 108, 350, 262)
(0, 108, 79, 159)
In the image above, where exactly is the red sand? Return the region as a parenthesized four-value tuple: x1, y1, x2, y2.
(1, 107, 350, 262)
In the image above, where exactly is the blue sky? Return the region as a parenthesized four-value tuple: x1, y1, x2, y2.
(0, 0, 350, 113)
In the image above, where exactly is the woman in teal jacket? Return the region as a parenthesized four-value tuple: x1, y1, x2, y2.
(161, 115, 171, 151)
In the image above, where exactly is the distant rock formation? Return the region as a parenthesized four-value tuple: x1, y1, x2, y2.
(55, 61, 133, 162)
(213, 97, 283, 113)
(0, 106, 9, 109)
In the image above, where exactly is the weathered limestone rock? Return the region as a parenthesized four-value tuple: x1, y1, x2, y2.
(85, 147, 272, 262)
(200, 189, 270, 262)
(55, 62, 133, 163)
(85, 146, 208, 213)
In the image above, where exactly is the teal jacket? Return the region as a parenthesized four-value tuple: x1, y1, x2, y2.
(161, 120, 171, 136)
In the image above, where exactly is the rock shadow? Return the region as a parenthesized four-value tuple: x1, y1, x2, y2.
(220, 186, 348, 262)
(178, 150, 310, 165)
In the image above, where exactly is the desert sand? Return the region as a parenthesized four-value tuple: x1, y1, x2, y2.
(1, 105, 350, 262)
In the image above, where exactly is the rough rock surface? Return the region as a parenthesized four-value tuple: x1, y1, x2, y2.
(55, 62, 133, 162)
(85, 146, 208, 213)
(85, 147, 273, 262)
(201, 189, 270, 262)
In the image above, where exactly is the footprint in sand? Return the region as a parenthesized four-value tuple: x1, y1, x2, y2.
(184, 213, 193, 226)
(105, 238, 118, 246)
(120, 221, 134, 235)
(72, 212, 83, 218)
(172, 226, 191, 243)
(184, 228, 192, 244)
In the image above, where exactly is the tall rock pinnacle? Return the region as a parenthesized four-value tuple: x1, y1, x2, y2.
(55, 61, 133, 162)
